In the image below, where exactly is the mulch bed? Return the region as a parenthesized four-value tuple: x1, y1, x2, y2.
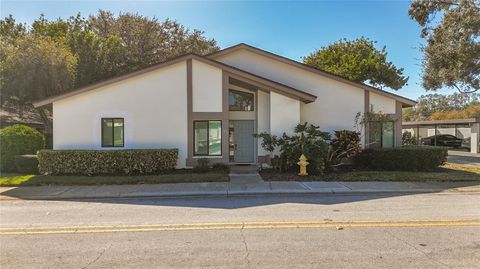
(259, 169, 340, 181)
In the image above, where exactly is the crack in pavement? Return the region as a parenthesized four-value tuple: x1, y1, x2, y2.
(80, 243, 111, 269)
(383, 228, 452, 269)
(240, 223, 251, 269)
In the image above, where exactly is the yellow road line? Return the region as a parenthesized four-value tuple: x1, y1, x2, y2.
(0, 218, 476, 231)
(1, 219, 479, 235)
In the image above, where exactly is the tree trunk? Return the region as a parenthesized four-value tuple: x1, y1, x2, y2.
(37, 107, 53, 148)
(37, 108, 52, 133)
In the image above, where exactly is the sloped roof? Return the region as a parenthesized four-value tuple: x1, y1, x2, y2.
(32, 53, 316, 107)
(208, 43, 416, 107)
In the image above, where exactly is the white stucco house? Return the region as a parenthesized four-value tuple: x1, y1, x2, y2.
(33, 43, 416, 168)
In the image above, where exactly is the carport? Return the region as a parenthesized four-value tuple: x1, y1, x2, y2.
(403, 118, 480, 153)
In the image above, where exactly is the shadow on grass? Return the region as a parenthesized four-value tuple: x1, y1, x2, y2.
(260, 165, 480, 182)
(0, 172, 229, 186)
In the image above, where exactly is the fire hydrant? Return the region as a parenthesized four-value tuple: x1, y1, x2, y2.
(297, 154, 309, 176)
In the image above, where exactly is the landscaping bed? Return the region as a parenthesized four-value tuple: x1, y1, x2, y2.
(260, 163, 480, 182)
(0, 170, 229, 186)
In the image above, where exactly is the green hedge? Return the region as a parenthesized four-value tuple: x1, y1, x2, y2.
(15, 155, 39, 174)
(355, 146, 448, 171)
(38, 149, 178, 175)
(0, 124, 45, 172)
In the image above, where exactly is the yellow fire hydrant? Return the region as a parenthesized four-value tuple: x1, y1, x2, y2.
(297, 154, 309, 176)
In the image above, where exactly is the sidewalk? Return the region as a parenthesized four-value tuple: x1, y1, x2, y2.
(1, 180, 479, 200)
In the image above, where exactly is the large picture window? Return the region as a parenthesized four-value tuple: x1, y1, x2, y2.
(194, 120, 222, 156)
(102, 118, 124, 147)
(229, 90, 254, 111)
(369, 121, 394, 148)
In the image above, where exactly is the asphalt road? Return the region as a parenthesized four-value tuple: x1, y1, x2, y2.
(1, 192, 479, 268)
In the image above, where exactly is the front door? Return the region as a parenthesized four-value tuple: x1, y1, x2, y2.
(231, 120, 255, 163)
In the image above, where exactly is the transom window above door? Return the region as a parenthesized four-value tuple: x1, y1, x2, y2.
(229, 89, 254, 111)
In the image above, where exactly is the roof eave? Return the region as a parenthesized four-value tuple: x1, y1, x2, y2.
(208, 43, 417, 107)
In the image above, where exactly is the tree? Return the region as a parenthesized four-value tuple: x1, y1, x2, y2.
(28, 11, 219, 88)
(430, 104, 480, 119)
(0, 15, 26, 44)
(303, 37, 408, 90)
(87, 11, 219, 75)
(0, 35, 77, 132)
(409, 0, 480, 93)
(402, 92, 480, 120)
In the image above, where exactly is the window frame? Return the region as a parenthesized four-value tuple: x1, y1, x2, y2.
(101, 118, 125, 148)
(228, 89, 255, 112)
(369, 120, 395, 149)
(193, 120, 222, 157)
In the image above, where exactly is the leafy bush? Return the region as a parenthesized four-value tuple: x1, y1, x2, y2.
(192, 158, 211, 173)
(38, 149, 178, 175)
(355, 146, 447, 171)
(0, 124, 45, 172)
(328, 130, 362, 168)
(15, 155, 39, 174)
(255, 123, 330, 175)
(402, 131, 418, 146)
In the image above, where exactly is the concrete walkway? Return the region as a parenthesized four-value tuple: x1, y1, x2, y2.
(448, 150, 480, 166)
(1, 179, 478, 201)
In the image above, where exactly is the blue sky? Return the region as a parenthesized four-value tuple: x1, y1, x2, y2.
(1, 0, 457, 100)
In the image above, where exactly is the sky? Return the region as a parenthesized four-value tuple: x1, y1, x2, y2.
(1, 0, 458, 100)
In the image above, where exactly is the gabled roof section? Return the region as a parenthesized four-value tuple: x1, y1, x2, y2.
(33, 53, 316, 107)
(208, 43, 416, 107)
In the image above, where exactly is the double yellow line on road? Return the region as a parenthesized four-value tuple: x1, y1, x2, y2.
(1, 219, 479, 235)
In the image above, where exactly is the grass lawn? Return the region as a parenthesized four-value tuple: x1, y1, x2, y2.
(260, 162, 480, 182)
(0, 171, 229, 187)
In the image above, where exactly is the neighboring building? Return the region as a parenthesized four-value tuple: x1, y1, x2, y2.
(33, 43, 416, 168)
(403, 118, 480, 153)
(0, 106, 53, 148)
(0, 107, 47, 133)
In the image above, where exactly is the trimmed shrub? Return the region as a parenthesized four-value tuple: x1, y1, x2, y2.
(0, 124, 45, 172)
(15, 155, 39, 174)
(355, 146, 447, 171)
(211, 163, 230, 173)
(38, 149, 178, 175)
(192, 158, 210, 173)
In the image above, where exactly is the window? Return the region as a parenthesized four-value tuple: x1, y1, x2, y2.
(369, 121, 394, 148)
(102, 118, 124, 147)
(229, 90, 254, 111)
(194, 120, 222, 156)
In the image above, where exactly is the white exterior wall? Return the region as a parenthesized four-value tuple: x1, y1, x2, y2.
(53, 62, 189, 168)
(192, 59, 222, 112)
(270, 92, 300, 136)
(215, 50, 367, 138)
(257, 90, 271, 156)
(370, 92, 396, 114)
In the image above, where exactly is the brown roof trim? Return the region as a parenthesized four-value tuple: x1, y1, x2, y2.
(33, 52, 316, 107)
(208, 43, 416, 107)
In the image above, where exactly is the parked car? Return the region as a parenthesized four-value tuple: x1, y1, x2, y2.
(421, 134, 463, 148)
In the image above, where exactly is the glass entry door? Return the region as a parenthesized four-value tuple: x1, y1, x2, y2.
(229, 120, 255, 163)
